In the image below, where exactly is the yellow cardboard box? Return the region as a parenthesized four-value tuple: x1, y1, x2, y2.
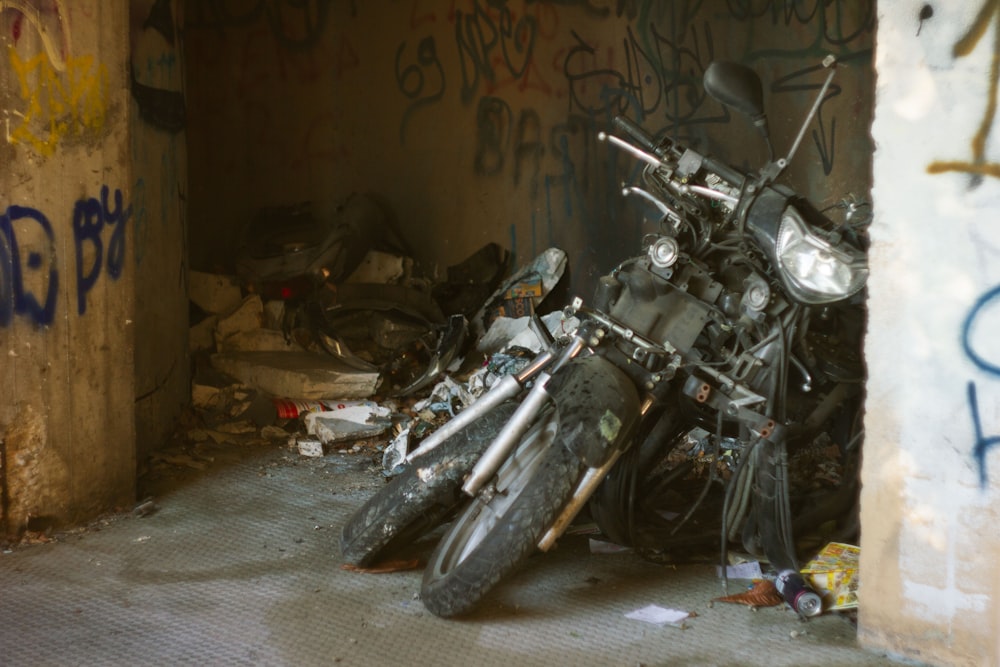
(801, 542, 859, 611)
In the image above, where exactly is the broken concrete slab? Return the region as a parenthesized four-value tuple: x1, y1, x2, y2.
(189, 270, 244, 315)
(303, 402, 393, 444)
(191, 315, 218, 352)
(296, 438, 324, 457)
(308, 417, 391, 444)
(215, 294, 264, 348)
(217, 328, 304, 353)
(263, 300, 286, 330)
(191, 383, 222, 410)
(210, 351, 380, 400)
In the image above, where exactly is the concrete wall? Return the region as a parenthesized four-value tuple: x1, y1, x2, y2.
(130, 0, 190, 466)
(0, 3, 135, 534)
(183, 1, 874, 297)
(861, 3, 1000, 665)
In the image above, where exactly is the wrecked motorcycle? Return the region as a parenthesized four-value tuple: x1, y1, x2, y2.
(340, 56, 868, 619)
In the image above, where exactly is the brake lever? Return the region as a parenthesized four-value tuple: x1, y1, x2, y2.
(597, 132, 666, 170)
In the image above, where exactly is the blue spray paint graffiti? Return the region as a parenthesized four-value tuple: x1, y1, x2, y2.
(0, 206, 58, 326)
(962, 282, 1000, 487)
(73, 186, 130, 315)
(0, 185, 130, 327)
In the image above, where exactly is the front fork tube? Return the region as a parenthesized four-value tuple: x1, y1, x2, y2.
(461, 336, 586, 496)
(404, 342, 571, 464)
(537, 395, 656, 552)
(404, 372, 523, 463)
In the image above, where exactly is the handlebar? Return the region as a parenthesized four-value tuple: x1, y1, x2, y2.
(612, 116, 661, 156)
(610, 115, 747, 190)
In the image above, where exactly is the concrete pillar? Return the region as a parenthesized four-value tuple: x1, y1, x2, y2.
(130, 0, 190, 467)
(0, 4, 135, 534)
(862, 3, 1000, 665)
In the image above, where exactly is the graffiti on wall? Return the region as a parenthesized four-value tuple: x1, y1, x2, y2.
(5, 48, 109, 157)
(927, 0, 1000, 183)
(963, 285, 1000, 487)
(1, 0, 71, 71)
(130, 0, 186, 132)
(392, 0, 873, 277)
(3, 1, 111, 156)
(181, 0, 873, 290)
(0, 186, 131, 327)
(923, 3, 1000, 486)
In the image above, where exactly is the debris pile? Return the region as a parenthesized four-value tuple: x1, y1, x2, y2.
(165, 204, 571, 480)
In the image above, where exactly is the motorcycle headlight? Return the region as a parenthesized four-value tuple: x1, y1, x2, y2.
(775, 206, 868, 304)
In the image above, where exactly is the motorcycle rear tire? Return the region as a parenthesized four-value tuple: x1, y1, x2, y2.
(339, 402, 517, 567)
(419, 407, 584, 617)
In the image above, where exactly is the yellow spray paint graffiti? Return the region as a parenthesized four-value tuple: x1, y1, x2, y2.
(6, 46, 109, 156)
(927, 0, 1000, 179)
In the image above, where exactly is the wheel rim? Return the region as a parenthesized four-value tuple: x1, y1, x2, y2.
(427, 409, 559, 578)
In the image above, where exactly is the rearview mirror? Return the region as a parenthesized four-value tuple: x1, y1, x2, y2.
(703, 61, 765, 120)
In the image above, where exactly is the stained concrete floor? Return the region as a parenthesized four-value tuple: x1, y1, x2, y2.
(0, 440, 917, 667)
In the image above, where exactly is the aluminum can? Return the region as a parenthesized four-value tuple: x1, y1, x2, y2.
(775, 570, 823, 617)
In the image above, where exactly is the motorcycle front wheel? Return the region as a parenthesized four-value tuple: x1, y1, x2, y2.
(339, 402, 518, 567)
(419, 406, 585, 617)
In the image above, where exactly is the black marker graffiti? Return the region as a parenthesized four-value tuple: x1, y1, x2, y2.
(396, 36, 446, 144)
(917, 4, 934, 36)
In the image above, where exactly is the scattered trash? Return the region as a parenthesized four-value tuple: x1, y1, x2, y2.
(304, 402, 393, 445)
(382, 424, 412, 475)
(340, 558, 421, 574)
(132, 498, 157, 517)
(274, 398, 365, 420)
(801, 542, 860, 611)
(625, 604, 691, 628)
(714, 579, 784, 608)
(588, 539, 631, 554)
(476, 309, 579, 355)
(164, 243, 583, 480)
(716, 561, 763, 580)
(412, 376, 476, 417)
(296, 438, 324, 458)
(471, 247, 567, 339)
(776, 569, 824, 618)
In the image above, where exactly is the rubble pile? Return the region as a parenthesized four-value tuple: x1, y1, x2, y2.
(158, 242, 571, 481)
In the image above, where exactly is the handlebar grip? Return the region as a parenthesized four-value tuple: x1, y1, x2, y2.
(701, 154, 746, 188)
(612, 116, 660, 155)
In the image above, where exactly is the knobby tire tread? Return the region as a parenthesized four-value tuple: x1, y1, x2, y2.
(419, 437, 583, 617)
(339, 403, 516, 567)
